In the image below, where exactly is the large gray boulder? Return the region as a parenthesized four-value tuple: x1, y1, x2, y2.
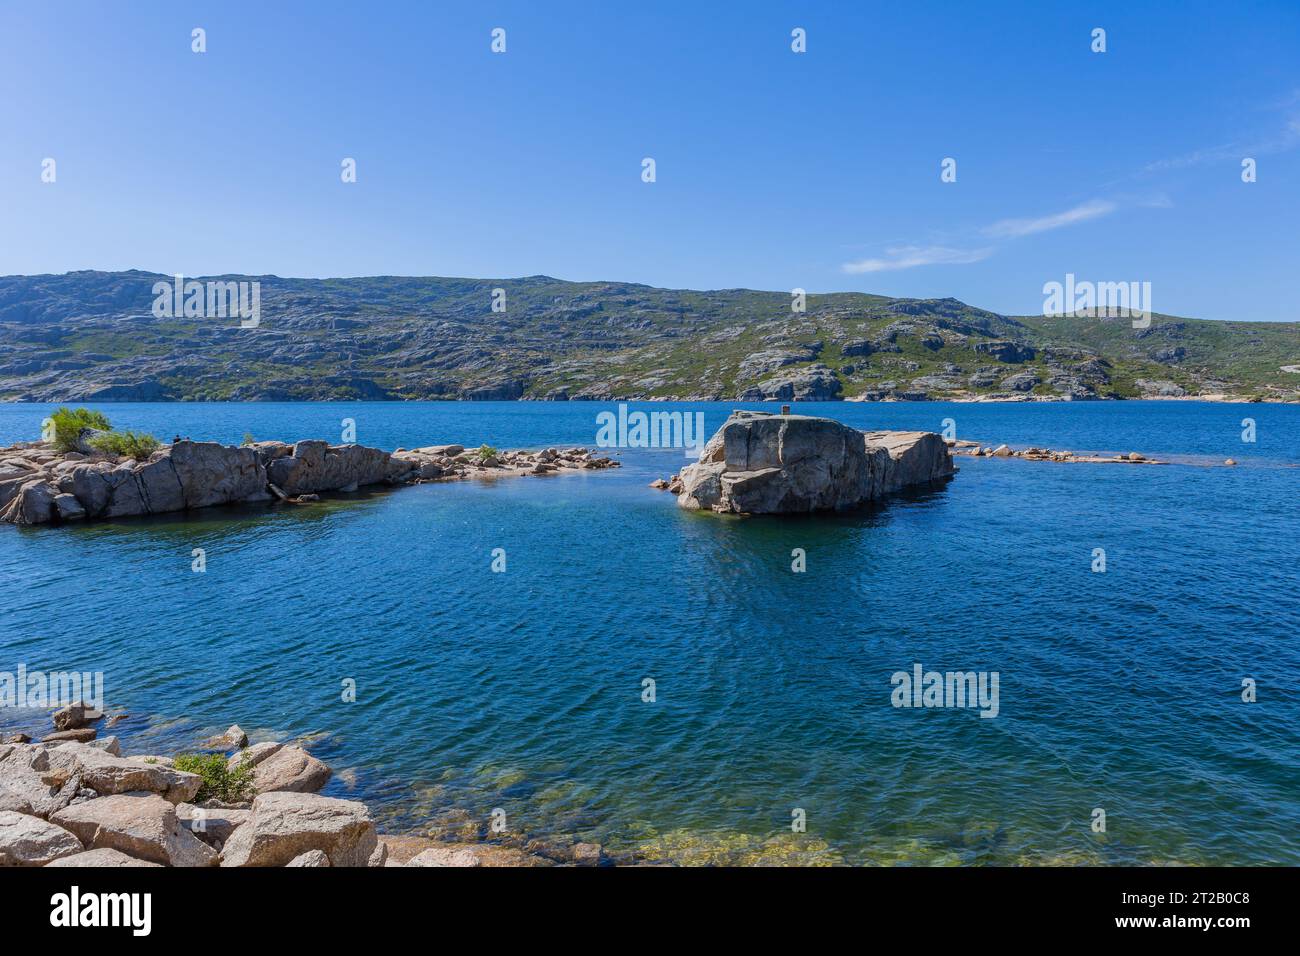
(676, 411, 953, 514)
(46, 743, 201, 803)
(52, 792, 218, 867)
(168, 441, 268, 508)
(247, 745, 331, 794)
(0, 479, 58, 525)
(265, 441, 399, 494)
(219, 792, 379, 868)
(0, 745, 80, 819)
(0, 810, 85, 866)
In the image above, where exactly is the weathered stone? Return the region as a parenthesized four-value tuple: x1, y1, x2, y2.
(266, 441, 395, 495)
(677, 411, 953, 514)
(248, 746, 331, 794)
(45, 847, 163, 867)
(46, 743, 201, 803)
(52, 793, 217, 866)
(219, 792, 379, 868)
(226, 741, 282, 772)
(0, 809, 85, 865)
(0, 745, 80, 819)
(60, 464, 114, 517)
(406, 846, 482, 867)
(52, 493, 86, 520)
(176, 803, 250, 848)
(168, 441, 268, 508)
(286, 849, 331, 867)
(52, 701, 98, 731)
(0, 479, 58, 524)
(406, 843, 549, 867)
(87, 735, 121, 757)
(571, 842, 604, 866)
(205, 724, 248, 750)
(42, 729, 97, 744)
(737, 364, 842, 401)
(975, 340, 1036, 363)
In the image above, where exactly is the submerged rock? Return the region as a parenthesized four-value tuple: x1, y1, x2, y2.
(675, 411, 954, 514)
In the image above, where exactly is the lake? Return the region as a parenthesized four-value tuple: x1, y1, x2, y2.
(1, 400, 1297, 864)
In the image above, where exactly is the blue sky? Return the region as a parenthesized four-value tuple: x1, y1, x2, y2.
(2, 0, 1298, 321)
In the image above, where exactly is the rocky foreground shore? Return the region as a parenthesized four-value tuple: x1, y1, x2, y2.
(0, 706, 582, 867)
(0, 437, 618, 526)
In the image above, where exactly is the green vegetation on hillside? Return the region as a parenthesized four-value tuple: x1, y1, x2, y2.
(1, 271, 1296, 403)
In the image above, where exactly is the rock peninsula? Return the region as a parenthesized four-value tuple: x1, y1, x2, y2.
(0, 437, 618, 526)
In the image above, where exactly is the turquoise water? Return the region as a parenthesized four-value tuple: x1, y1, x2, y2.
(1, 401, 1297, 865)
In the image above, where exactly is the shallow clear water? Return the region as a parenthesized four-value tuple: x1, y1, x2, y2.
(2, 401, 1297, 865)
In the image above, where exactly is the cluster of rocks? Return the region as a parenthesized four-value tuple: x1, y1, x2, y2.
(0, 436, 618, 526)
(0, 707, 598, 868)
(389, 444, 615, 481)
(947, 439, 1168, 464)
(654, 411, 955, 514)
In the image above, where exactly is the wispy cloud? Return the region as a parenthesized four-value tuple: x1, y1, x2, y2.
(1141, 97, 1300, 173)
(841, 245, 993, 274)
(982, 199, 1117, 239)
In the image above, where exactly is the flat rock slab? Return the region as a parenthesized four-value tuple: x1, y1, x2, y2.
(47, 743, 201, 803)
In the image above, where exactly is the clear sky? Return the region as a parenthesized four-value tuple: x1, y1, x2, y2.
(2, 1, 1298, 321)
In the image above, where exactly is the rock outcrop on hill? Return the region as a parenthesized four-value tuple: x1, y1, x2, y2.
(674, 411, 954, 514)
(0, 438, 618, 526)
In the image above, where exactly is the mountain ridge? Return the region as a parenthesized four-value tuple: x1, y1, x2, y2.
(1, 270, 1296, 403)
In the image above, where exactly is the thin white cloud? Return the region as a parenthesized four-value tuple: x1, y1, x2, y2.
(841, 245, 993, 274)
(1142, 107, 1300, 173)
(983, 199, 1117, 239)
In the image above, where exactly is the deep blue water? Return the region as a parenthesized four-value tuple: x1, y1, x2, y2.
(2, 401, 1297, 865)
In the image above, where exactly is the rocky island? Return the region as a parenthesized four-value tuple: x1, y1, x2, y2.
(659, 411, 955, 514)
(0, 432, 618, 526)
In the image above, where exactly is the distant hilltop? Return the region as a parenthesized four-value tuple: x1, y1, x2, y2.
(0, 270, 1297, 403)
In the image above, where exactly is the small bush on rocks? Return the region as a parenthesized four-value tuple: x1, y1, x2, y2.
(87, 430, 162, 460)
(49, 406, 111, 452)
(174, 752, 257, 803)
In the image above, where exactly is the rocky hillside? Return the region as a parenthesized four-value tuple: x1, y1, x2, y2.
(1, 270, 1296, 402)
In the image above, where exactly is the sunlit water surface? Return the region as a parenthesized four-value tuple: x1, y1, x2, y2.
(1, 401, 1296, 864)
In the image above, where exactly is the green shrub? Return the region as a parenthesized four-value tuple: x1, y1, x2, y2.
(174, 752, 257, 803)
(47, 406, 111, 452)
(241, 433, 256, 446)
(87, 430, 161, 460)
(475, 444, 499, 462)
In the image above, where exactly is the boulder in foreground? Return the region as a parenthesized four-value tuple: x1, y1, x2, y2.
(0, 809, 85, 866)
(676, 411, 954, 514)
(219, 791, 379, 868)
(51, 793, 218, 867)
